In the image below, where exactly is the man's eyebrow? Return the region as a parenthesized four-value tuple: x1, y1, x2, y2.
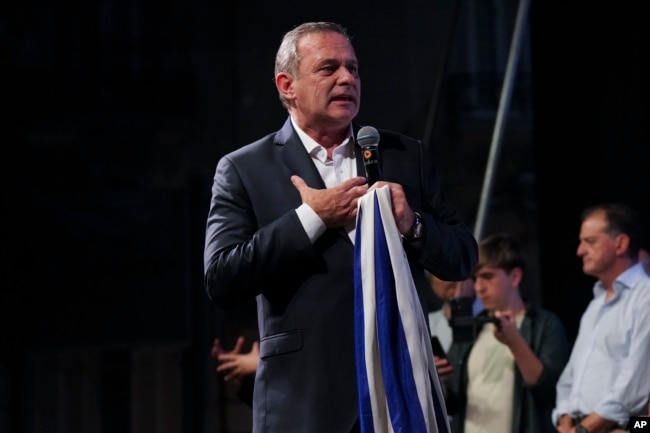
(315, 57, 338, 65)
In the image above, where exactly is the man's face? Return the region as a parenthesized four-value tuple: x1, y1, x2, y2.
(430, 275, 458, 301)
(473, 266, 517, 312)
(429, 275, 474, 302)
(577, 210, 620, 278)
(287, 32, 360, 129)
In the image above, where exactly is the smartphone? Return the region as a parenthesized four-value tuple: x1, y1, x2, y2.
(430, 336, 447, 359)
(449, 297, 475, 343)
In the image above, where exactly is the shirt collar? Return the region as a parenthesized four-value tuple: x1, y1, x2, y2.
(290, 116, 354, 156)
(593, 262, 647, 297)
(616, 262, 649, 289)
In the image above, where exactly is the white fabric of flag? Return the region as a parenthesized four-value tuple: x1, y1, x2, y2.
(354, 186, 450, 433)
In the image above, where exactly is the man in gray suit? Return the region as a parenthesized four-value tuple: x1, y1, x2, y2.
(203, 21, 477, 433)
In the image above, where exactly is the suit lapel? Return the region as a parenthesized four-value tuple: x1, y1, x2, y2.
(276, 117, 326, 189)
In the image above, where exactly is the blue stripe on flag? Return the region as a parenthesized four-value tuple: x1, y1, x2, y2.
(354, 206, 376, 433)
(372, 196, 429, 433)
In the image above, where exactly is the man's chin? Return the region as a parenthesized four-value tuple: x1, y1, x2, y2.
(329, 106, 358, 120)
(478, 300, 492, 310)
(582, 265, 597, 277)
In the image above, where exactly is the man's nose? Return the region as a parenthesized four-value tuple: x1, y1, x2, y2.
(337, 67, 356, 83)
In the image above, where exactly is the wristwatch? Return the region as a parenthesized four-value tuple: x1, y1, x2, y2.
(575, 424, 589, 433)
(403, 212, 424, 240)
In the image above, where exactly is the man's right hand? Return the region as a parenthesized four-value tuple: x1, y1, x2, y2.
(434, 356, 454, 381)
(556, 414, 574, 433)
(211, 337, 259, 385)
(291, 175, 368, 228)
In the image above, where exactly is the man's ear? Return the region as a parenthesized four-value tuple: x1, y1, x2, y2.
(276, 72, 294, 101)
(509, 267, 524, 287)
(614, 233, 631, 258)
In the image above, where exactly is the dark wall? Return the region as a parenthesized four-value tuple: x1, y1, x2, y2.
(3, 2, 465, 431)
(5, 0, 647, 370)
(4, 0, 462, 349)
(6, 2, 206, 347)
(530, 2, 649, 342)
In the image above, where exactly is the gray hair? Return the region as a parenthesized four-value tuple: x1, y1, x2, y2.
(274, 22, 351, 110)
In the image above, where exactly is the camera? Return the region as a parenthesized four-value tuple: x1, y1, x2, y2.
(475, 315, 502, 329)
(448, 297, 501, 343)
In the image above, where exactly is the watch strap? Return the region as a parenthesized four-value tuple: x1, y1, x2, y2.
(402, 211, 424, 241)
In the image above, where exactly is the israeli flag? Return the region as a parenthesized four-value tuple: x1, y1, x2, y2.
(354, 186, 450, 433)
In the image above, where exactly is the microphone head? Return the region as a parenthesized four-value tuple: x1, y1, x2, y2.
(357, 126, 380, 148)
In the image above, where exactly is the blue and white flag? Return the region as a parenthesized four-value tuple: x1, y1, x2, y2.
(354, 186, 450, 433)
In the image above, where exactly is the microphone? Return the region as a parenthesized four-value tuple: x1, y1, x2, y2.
(356, 126, 383, 185)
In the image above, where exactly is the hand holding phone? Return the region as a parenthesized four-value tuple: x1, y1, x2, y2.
(430, 336, 447, 359)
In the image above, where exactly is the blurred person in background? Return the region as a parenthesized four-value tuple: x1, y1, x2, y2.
(553, 203, 650, 433)
(445, 232, 570, 433)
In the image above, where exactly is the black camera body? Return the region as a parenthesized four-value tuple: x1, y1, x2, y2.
(474, 315, 501, 329)
(448, 297, 501, 343)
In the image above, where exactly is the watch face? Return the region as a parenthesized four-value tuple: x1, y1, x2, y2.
(412, 213, 424, 239)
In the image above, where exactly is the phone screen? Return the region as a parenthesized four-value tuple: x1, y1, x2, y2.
(430, 336, 447, 359)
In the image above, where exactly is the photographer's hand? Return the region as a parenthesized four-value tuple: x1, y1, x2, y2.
(434, 356, 454, 381)
(493, 310, 544, 385)
(492, 310, 518, 345)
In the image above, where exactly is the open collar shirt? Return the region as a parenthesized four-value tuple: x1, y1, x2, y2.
(290, 116, 357, 244)
(552, 262, 650, 427)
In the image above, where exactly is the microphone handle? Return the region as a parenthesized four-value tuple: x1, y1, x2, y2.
(361, 145, 382, 185)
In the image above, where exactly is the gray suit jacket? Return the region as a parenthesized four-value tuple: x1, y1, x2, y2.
(204, 116, 477, 433)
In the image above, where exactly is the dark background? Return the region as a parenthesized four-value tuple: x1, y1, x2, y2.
(3, 1, 648, 432)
